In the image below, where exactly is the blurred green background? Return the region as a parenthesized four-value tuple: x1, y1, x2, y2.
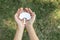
(0, 0, 60, 40)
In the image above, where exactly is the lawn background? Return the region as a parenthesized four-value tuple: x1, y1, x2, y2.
(0, 0, 60, 40)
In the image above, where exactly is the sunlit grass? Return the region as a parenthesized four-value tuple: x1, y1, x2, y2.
(52, 9, 60, 19)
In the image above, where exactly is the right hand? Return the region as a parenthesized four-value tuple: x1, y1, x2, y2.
(25, 8, 36, 26)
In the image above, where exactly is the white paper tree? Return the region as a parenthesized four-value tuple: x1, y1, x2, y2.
(19, 12, 31, 24)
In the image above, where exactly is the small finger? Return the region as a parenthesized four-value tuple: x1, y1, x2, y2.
(28, 8, 33, 14)
(31, 12, 36, 19)
(15, 8, 23, 16)
(24, 8, 29, 12)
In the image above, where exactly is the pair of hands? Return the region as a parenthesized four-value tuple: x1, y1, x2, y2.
(14, 8, 36, 29)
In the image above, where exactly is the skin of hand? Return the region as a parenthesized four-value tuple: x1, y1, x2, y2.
(14, 8, 36, 28)
(14, 8, 25, 29)
(14, 8, 39, 40)
(24, 8, 36, 26)
(14, 8, 25, 40)
(24, 8, 39, 40)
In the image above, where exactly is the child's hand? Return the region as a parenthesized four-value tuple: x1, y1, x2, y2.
(25, 8, 36, 26)
(14, 8, 25, 40)
(14, 8, 25, 29)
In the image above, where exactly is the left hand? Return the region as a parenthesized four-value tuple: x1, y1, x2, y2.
(14, 8, 25, 29)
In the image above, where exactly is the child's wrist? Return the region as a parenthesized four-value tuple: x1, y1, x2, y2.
(26, 24, 33, 27)
(17, 25, 25, 30)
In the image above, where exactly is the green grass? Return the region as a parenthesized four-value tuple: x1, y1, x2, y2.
(0, 0, 60, 40)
